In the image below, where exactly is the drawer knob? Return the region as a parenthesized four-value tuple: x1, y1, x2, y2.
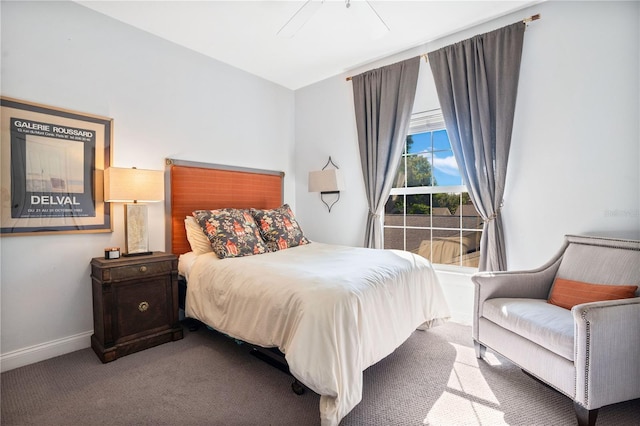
(138, 301, 149, 312)
(139, 266, 148, 273)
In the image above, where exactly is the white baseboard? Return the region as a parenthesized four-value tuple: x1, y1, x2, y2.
(0, 331, 92, 373)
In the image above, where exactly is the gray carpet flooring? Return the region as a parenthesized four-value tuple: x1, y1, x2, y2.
(1, 321, 638, 425)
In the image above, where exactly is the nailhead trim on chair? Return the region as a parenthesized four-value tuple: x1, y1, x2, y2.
(581, 309, 591, 407)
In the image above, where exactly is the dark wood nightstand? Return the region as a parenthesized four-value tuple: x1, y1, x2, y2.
(90, 252, 183, 363)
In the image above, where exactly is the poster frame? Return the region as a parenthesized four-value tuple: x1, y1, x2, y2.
(1, 96, 113, 236)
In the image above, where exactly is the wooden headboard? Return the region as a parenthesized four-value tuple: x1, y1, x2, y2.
(164, 159, 284, 256)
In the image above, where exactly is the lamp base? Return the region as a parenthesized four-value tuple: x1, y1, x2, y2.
(124, 203, 150, 256)
(122, 251, 153, 257)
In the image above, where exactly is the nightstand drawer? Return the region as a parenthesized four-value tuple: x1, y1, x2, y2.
(115, 277, 170, 340)
(109, 261, 172, 281)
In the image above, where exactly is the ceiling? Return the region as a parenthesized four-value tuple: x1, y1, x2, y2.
(76, 0, 540, 90)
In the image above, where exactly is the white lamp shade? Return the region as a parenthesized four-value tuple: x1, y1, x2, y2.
(308, 169, 345, 193)
(104, 167, 164, 202)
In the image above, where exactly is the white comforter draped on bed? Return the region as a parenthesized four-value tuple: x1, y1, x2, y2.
(185, 242, 450, 426)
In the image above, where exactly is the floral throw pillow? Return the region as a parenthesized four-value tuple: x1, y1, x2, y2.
(192, 209, 268, 259)
(251, 204, 310, 252)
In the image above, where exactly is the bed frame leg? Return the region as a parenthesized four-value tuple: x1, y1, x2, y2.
(291, 379, 305, 395)
(474, 341, 486, 359)
(249, 346, 306, 396)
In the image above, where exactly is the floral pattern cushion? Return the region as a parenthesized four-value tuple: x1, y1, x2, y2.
(192, 209, 268, 259)
(251, 204, 310, 252)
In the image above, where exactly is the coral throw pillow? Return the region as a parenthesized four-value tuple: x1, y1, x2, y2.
(548, 278, 637, 310)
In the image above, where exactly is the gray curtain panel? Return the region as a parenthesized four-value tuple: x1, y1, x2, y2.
(352, 57, 420, 249)
(428, 22, 525, 271)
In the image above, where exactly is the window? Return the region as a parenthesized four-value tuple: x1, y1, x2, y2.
(383, 110, 482, 268)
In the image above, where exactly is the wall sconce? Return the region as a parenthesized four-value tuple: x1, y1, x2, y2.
(308, 156, 345, 212)
(104, 167, 164, 256)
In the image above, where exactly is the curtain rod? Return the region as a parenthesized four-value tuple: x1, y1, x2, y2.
(346, 13, 540, 82)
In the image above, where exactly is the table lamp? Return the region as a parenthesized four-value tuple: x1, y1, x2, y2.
(104, 167, 164, 256)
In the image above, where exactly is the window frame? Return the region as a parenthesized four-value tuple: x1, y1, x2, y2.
(383, 109, 481, 269)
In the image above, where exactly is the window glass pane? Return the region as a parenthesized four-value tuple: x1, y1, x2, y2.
(383, 225, 404, 251)
(432, 192, 461, 229)
(406, 152, 434, 187)
(432, 149, 462, 186)
(407, 132, 430, 155)
(461, 230, 482, 268)
(409, 228, 432, 259)
(406, 194, 432, 217)
(459, 198, 484, 230)
(408, 132, 433, 187)
(430, 233, 465, 266)
(432, 129, 450, 151)
(385, 194, 403, 215)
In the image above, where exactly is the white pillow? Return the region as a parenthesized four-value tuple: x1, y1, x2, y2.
(184, 216, 215, 255)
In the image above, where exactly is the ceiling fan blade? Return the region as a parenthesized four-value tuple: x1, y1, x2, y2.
(277, 0, 323, 38)
(365, 0, 390, 39)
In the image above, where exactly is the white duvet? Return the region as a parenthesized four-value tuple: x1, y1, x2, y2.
(185, 242, 450, 425)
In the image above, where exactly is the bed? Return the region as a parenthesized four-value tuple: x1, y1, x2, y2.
(165, 159, 451, 426)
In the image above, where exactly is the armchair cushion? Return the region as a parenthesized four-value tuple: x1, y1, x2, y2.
(483, 298, 575, 361)
(548, 278, 638, 310)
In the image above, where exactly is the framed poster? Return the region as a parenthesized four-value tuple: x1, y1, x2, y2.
(1, 97, 112, 235)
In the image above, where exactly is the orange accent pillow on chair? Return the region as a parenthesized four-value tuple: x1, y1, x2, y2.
(548, 278, 638, 310)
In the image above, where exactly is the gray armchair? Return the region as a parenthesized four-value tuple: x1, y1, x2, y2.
(472, 235, 640, 426)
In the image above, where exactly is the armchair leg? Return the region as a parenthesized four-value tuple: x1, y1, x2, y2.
(474, 341, 486, 359)
(573, 402, 598, 426)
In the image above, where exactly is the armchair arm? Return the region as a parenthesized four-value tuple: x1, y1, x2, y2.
(472, 256, 562, 340)
(573, 297, 640, 409)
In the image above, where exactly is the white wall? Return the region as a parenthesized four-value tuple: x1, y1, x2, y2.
(293, 77, 366, 246)
(503, 1, 640, 268)
(0, 1, 295, 371)
(294, 1, 639, 323)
